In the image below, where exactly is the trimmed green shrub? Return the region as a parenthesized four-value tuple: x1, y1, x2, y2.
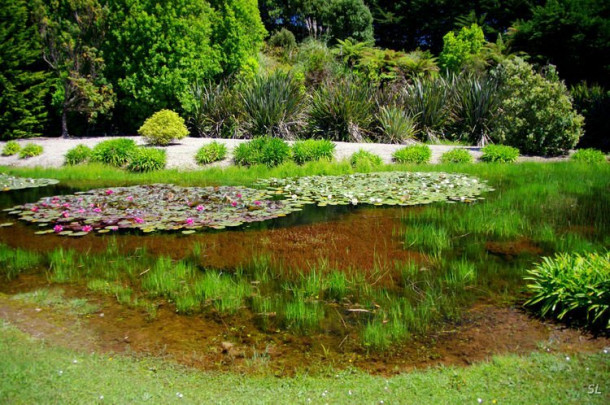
(91, 138, 137, 167)
(241, 71, 306, 139)
(233, 137, 290, 167)
(392, 145, 432, 164)
(195, 142, 228, 165)
(310, 77, 375, 142)
(2, 141, 21, 156)
(571, 148, 607, 163)
(291, 139, 335, 164)
(524, 251, 610, 330)
(349, 149, 382, 170)
(64, 144, 92, 165)
(18, 143, 43, 159)
(492, 57, 584, 156)
(440, 148, 473, 164)
(138, 110, 189, 146)
(126, 148, 166, 172)
(377, 106, 417, 143)
(480, 144, 520, 163)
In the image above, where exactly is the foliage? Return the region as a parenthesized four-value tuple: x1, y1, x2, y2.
(0, 173, 58, 191)
(439, 24, 486, 73)
(2, 141, 21, 157)
(90, 138, 137, 167)
(138, 110, 189, 146)
(480, 144, 520, 163)
(195, 142, 228, 165)
(294, 39, 339, 86)
(524, 251, 610, 330)
(491, 57, 584, 156)
(18, 143, 43, 159)
(233, 137, 291, 167)
(241, 71, 306, 139)
(322, 0, 374, 43)
(64, 144, 92, 165)
(268, 28, 297, 52)
(291, 139, 335, 164)
(309, 77, 375, 142)
(376, 106, 417, 143)
(571, 148, 607, 164)
(570, 82, 610, 151)
(348, 150, 382, 170)
(452, 74, 500, 146)
(36, 0, 115, 137)
(126, 148, 166, 172)
(440, 148, 473, 164)
(186, 81, 241, 138)
(0, 0, 50, 140)
(392, 145, 432, 164)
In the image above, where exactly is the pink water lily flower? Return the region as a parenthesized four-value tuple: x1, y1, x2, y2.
(196, 205, 204, 211)
(126, 196, 133, 202)
(93, 207, 102, 213)
(31, 206, 39, 212)
(53, 225, 63, 233)
(236, 193, 242, 199)
(105, 189, 114, 195)
(62, 203, 71, 208)
(185, 218, 194, 225)
(253, 200, 262, 206)
(82, 225, 93, 232)
(61, 211, 70, 218)
(134, 217, 144, 224)
(231, 201, 237, 207)
(78, 209, 85, 214)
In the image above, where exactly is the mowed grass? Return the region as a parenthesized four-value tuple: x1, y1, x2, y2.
(0, 322, 608, 404)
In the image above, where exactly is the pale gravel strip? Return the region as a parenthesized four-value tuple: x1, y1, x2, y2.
(0, 136, 568, 170)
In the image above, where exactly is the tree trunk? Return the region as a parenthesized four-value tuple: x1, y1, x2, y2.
(61, 109, 69, 138)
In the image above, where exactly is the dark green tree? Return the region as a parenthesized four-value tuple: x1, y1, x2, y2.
(0, 0, 50, 139)
(36, 0, 115, 138)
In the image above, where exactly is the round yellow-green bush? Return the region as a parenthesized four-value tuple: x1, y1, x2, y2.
(138, 109, 188, 146)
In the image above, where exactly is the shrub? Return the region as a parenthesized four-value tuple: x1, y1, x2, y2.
(291, 139, 335, 164)
(571, 148, 607, 163)
(480, 144, 520, 163)
(392, 145, 432, 164)
(349, 149, 382, 170)
(295, 39, 341, 86)
(309, 77, 376, 142)
(402, 77, 453, 142)
(570, 82, 610, 151)
(524, 251, 610, 331)
(18, 143, 43, 159)
(2, 141, 21, 156)
(186, 81, 241, 138)
(439, 24, 486, 73)
(126, 148, 166, 172)
(138, 109, 189, 146)
(377, 106, 417, 143)
(241, 71, 306, 139)
(440, 148, 473, 164)
(268, 28, 296, 52)
(91, 138, 137, 167)
(195, 142, 228, 165)
(64, 144, 92, 165)
(491, 58, 584, 156)
(233, 137, 290, 167)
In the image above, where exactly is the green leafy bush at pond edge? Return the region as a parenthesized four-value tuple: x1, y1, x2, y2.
(195, 142, 227, 165)
(291, 139, 335, 164)
(349, 149, 383, 171)
(91, 138, 137, 167)
(138, 109, 189, 146)
(18, 143, 43, 159)
(233, 137, 290, 167)
(64, 144, 92, 165)
(392, 144, 432, 164)
(525, 251, 609, 330)
(2, 141, 21, 156)
(481, 144, 520, 163)
(571, 148, 607, 163)
(440, 148, 473, 163)
(126, 148, 166, 173)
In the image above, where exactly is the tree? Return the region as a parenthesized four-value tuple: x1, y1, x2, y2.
(324, 0, 374, 43)
(0, 0, 50, 139)
(36, 0, 115, 138)
(439, 24, 486, 73)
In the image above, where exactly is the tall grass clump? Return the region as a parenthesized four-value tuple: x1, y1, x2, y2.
(194, 271, 251, 314)
(571, 148, 606, 163)
(440, 148, 473, 163)
(64, 144, 92, 165)
(392, 144, 431, 164)
(376, 106, 418, 143)
(309, 77, 376, 142)
(283, 295, 325, 332)
(291, 139, 335, 164)
(195, 141, 227, 165)
(186, 80, 241, 138)
(141, 256, 194, 298)
(452, 74, 499, 146)
(241, 71, 306, 139)
(402, 76, 453, 142)
(524, 252, 609, 330)
(2, 141, 20, 156)
(233, 137, 290, 167)
(480, 144, 520, 163)
(91, 138, 137, 167)
(0, 244, 41, 280)
(126, 148, 166, 172)
(349, 149, 382, 171)
(48, 248, 79, 283)
(18, 143, 43, 159)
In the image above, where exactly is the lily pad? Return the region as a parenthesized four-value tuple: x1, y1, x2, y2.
(0, 174, 59, 191)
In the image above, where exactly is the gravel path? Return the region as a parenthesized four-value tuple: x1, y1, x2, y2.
(0, 136, 568, 170)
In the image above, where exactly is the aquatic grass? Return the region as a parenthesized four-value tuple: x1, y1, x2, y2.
(0, 244, 42, 280)
(283, 294, 325, 332)
(48, 248, 79, 283)
(326, 271, 350, 301)
(404, 224, 451, 255)
(194, 271, 251, 314)
(12, 288, 98, 316)
(141, 257, 194, 298)
(443, 259, 477, 290)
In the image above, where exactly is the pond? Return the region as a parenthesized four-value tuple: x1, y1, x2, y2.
(1, 170, 608, 375)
